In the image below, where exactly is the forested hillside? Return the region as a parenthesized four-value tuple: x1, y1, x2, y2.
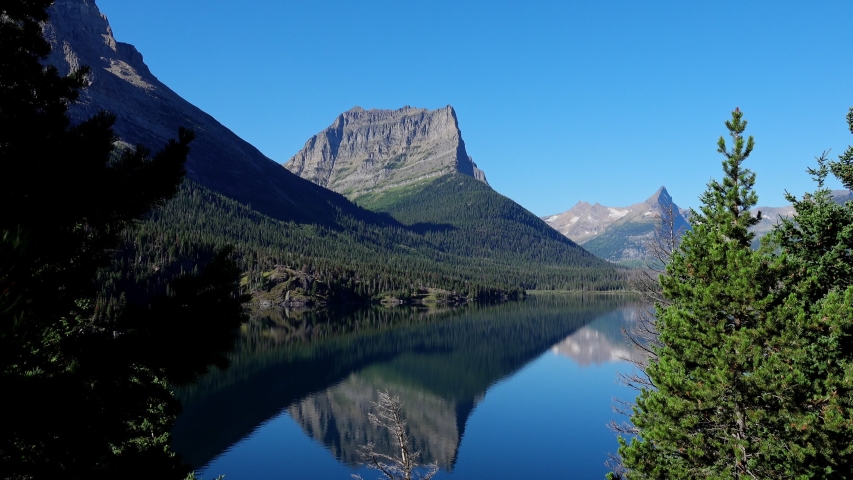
(95, 178, 623, 315)
(366, 174, 622, 286)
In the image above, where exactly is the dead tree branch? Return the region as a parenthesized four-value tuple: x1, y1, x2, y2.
(352, 390, 438, 480)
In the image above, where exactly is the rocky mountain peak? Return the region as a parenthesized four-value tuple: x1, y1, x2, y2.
(647, 186, 670, 202)
(44, 0, 154, 90)
(284, 105, 488, 200)
(543, 187, 690, 262)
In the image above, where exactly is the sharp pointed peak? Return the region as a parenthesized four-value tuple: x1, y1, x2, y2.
(645, 186, 672, 202)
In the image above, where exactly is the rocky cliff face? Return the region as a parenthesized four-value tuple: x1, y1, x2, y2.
(43, 0, 351, 224)
(284, 106, 488, 199)
(543, 187, 690, 263)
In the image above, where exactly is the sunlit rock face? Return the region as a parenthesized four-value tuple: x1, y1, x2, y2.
(288, 373, 468, 470)
(284, 106, 488, 200)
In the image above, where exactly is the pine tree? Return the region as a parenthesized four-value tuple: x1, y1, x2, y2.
(0, 2, 246, 478)
(614, 109, 779, 478)
(757, 108, 853, 477)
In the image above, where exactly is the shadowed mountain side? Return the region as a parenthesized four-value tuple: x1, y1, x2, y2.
(171, 295, 631, 470)
(44, 0, 382, 226)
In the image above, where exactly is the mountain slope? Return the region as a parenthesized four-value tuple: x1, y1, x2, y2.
(369, 174, 622, 290)
(44, 0, 372, 226)
(46, 0, 623, 297)
(544, 187, 690, 263)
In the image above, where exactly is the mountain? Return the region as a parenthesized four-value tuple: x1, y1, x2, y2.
(544, 186, 853, 263)
(45, 0, 623, 298)
(750, 189, 853, 245)
(543, 187, 690, 264)
(284, 106, 488, 204)
(280, 106, 619, 288)
(43, 0, 369, 225)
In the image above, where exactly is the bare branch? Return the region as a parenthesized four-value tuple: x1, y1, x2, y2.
(609, 199, 686, 476)
(354, 390, 439, 480)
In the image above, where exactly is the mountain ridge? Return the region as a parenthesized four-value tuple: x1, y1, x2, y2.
(44, 0, 373, 226)
(543, 187, 689, 263)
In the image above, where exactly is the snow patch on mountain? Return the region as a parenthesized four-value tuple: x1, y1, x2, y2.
(608, 208, 629, 219)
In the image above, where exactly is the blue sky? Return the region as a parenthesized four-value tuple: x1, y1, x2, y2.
(95, 0, 853, 215)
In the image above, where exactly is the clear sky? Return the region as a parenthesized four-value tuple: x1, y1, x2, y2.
(94, 0, 853, 215)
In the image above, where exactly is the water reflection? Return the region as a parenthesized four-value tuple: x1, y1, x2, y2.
(172, 294, 638, 473)
(289, 375, 470, 469)
(550, 307, 641, 366)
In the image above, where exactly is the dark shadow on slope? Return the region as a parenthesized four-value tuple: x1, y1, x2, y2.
(407, 222, 458, 235)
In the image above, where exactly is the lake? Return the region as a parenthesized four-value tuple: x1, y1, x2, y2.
(172, 294, 642, 479)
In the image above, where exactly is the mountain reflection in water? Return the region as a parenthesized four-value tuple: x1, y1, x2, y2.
(551, 307, 641, 366)
(171, 294, 639, 474)
(289, 372, 474, 470)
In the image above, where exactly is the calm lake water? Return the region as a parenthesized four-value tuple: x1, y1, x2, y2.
(172, 294, 641, 479)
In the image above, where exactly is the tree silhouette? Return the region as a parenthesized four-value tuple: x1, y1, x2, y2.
(0, 2, 245, 478)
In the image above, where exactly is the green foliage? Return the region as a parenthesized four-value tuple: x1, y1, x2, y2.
(615, 108, 853, 479)
(108, 176, 624, 308)
(615, 109, 778, 478)
(354, 177, 435, 211)
(0, 2, 246, 478)
(372, 174, 624, 291)
(756, 113, 853, 476)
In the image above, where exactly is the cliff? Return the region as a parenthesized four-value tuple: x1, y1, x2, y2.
(284, 106, 488, 199)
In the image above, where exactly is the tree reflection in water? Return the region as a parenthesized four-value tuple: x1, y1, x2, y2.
(172, 294, 639, 473)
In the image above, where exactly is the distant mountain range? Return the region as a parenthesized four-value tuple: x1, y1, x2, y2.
(545, 187, 853, 264)
(751, 190, 853, 240)
(44, 0, 622, 298)
(543, 187, 690, 264)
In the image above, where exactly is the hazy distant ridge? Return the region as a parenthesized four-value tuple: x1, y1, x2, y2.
(543, 187, 689, 263)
